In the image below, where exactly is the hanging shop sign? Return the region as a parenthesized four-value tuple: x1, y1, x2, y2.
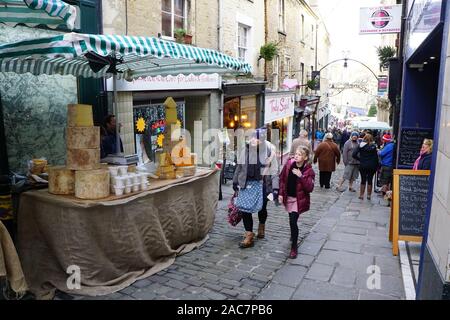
(106, 73, 221, 92)
(359, 5, 402, 34)
(378, 75, 389, 96)
(264, 93, 295, 124)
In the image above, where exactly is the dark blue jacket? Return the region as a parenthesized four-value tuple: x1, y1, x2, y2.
(418, 152, 432, 170)
(378, 142, 394, 167)
(101, 132, 124, 158)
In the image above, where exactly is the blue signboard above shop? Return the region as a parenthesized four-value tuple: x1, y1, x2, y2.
(405, 0, 445, 60)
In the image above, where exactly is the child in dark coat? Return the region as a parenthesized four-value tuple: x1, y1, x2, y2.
(279, 146, 315, 259)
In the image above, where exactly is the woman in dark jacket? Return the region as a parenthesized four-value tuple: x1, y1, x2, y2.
(352, 134, 379, 200)
(279, 146, 315, 259)
(413, 139, 433, 170)
(233, 128, 279, 249)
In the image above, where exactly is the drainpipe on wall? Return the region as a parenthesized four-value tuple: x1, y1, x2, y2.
(264, 0, 268, 81)
(217, 0, 222, 51)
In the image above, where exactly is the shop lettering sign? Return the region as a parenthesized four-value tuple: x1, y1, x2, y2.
(107, 73, 221, 91)
(359, 5, 402, 34)
(264, 93, 295, 124)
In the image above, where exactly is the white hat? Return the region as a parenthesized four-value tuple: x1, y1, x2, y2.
(325, 132, 333, 140)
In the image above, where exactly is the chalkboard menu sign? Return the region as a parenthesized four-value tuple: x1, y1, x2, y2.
(398, 174, 429, 236)
(390, 169, 430, 256)
(398, 128, 433, 168)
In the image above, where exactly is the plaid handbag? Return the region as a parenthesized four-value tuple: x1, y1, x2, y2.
(227, 193, 242, 226)
(235, 180, 263, 214)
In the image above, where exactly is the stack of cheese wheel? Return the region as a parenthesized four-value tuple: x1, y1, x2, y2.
(65, 104, 110, 200)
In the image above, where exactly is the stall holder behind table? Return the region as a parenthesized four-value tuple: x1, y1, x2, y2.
(17, 169, 219, 299)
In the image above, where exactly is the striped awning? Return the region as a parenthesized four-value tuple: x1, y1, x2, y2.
(0, 0, 78, 30)
(0, 32, 252, 78)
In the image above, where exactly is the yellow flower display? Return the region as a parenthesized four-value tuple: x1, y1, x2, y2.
(136, 117, 146, 133)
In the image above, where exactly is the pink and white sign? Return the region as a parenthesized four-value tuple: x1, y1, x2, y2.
(264, 93, 295, 124)
(360, 5, 402, 34)
(106, 73, 221, 91)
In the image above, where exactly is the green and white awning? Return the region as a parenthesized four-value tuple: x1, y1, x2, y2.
(0, 32, 252, 78)
(0, 0, 78, 30)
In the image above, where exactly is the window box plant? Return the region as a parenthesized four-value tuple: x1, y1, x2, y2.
(174, 28, 192, 44)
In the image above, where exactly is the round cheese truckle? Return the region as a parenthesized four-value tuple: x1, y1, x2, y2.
(75, 169, 110, 199)
(48, 166, 75, 195)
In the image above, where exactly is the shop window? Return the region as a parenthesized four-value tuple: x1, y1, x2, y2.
(223, 96, 256, 130)
(238, 24, 250, 62)
(161, 0, 186, 38)
(133, 101, 185, 165)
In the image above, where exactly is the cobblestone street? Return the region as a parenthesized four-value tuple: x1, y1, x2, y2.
(58, 164, 345, 300)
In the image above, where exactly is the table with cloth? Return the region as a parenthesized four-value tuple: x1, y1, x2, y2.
(17, 168, 219, 299)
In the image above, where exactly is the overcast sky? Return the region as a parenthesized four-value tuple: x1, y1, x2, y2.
(313, 0, 396, 107)
(317, 0, 389, 71)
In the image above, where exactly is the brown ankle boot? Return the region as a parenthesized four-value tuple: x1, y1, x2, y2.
(239, 232, 255, 248)
(257, 224, 265, 239)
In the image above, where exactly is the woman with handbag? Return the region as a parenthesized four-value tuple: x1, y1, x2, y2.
(279, 146, 315, 259)
(232, 128, 279, 249)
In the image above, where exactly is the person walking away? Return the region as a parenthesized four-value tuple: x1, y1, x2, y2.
(352, 134, 379, 200)
(233, 128, 279, 248)
(340, 129, 350, 153)
(413, 139, 433, 170)
(378, 134, 395, 194)
(313, 133, 341, 189)
(279, 146, 315, 259)
(290, 129, 312, 158)
(336, 131, 360, 192)
(333, 129, 342, 151)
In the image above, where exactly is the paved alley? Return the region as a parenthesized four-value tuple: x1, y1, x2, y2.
(57, 163, 404, 300)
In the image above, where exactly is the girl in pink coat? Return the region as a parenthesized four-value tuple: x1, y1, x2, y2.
(279, 146, 315, 259)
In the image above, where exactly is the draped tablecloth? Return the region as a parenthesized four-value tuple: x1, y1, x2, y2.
(17, 169, 219, 299)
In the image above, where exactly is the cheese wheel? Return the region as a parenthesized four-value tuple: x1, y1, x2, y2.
(66, 126, 100, 149)
(75, 169, 110, 199)
(48, 166, 75, 195)
(67, 104, 93, 127)
(66, 148, 100, 170)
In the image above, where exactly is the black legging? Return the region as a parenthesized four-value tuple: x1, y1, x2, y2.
(242, 189, 268, 232)
(319, 171, 332, 188)
(359, 168, 376, 185)
(289, 212, 300, 249)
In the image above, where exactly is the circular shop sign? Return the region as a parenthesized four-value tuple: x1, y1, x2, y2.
(370, 9, 392, 29)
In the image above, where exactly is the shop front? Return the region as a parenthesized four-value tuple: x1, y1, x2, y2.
(395, 0, 450, 300)
(222, 81, 266, 131)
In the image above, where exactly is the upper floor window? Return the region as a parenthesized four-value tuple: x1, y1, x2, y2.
(278, 0, 285, 32)
(284, 56, 291, 78)
(300, 15, 305, 41)
(162, 0, 186, 38)
(300, 62, 305, 85)
(273, 55, 280, 90)
(238, 24, 250, 61)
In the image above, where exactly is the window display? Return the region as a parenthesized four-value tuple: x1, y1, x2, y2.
(133, 101, 185, 164)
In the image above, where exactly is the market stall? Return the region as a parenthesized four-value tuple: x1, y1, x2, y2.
(0, 31, 251, 299)
(18, 168, 219, 299)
